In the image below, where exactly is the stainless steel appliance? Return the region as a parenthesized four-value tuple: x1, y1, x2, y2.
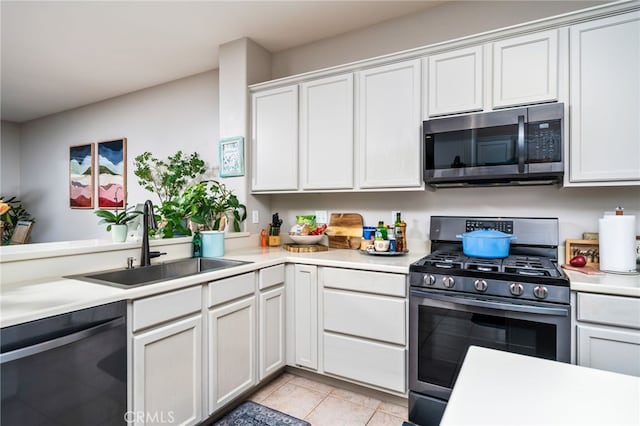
(408, 216, 570, 426)
(1, 301, 127, 425)
(423, 103, 564, 187)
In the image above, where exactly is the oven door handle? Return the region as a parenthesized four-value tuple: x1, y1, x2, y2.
(0, 316, 125, 364)
(412, 290, 568, 317)
(517, 114, 526, 173)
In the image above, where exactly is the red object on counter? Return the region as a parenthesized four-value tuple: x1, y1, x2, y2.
(260, 229, 267, 247)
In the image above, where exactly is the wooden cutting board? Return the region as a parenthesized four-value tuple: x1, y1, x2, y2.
(561, 264, 605, 275)
(283, 243, 328, 253)
(326, 213, 363, 250)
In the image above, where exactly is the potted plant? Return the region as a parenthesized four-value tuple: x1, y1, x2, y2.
(0, 196, 35, 245)
(180, 180, 247, 257)
(133, 151, 206, 238)
(95, 205, 142, 242)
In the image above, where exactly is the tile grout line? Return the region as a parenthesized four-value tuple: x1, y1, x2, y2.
(302, 392, 330, 423)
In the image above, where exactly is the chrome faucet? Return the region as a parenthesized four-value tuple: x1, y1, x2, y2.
(140, 200, 166, 267)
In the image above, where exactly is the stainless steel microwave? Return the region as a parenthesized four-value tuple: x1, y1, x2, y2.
(423, 103, 564, 188)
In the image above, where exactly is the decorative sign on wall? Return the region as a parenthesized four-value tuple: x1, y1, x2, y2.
(219, 136, 244, 177)
(69, 143, 94, 209)
(97, 138, 127, 208)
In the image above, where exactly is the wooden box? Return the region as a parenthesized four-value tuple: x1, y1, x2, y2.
(565, 239, 600, 268)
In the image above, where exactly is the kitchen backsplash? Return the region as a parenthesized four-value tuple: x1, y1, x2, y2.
(270, 185, 640, 261)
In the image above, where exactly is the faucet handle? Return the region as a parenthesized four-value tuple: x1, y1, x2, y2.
(127, 257, 136, 269)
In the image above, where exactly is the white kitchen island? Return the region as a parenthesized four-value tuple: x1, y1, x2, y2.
(441, 346, 640, 426)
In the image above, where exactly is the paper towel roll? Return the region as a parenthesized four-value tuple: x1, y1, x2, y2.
(598, 215, 637, 273)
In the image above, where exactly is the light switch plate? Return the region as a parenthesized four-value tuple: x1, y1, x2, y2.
(252, 210, 259, 224)
(315, 210, 328, 224)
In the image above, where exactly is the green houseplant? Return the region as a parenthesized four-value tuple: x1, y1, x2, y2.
(133, 150, 206, 238)
(180, 180, 247, 232)
(95, 205, 142, 242)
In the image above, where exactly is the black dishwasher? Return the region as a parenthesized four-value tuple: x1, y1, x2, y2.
(1, 301, 127, 425)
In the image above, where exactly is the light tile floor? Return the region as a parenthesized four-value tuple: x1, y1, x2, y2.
(249, 372, 408, 426)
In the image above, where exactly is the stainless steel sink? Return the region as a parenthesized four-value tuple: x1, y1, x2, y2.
(67, 257, 251, 288)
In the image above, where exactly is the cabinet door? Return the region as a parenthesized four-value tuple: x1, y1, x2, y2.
(259, 285, 285, 380)
(358, 59, 422, 189)
(251, 85, 299, 191)
(577, 324, 640, 377)
(294, 264, 318, 369)
(569, 12, 640, 184)
(427, 46, 483, 116)
(300, 74, 354, 190)
(208, 295, 256, 414)
(493, 29, 558, 108)
(133, 315, 202, 426)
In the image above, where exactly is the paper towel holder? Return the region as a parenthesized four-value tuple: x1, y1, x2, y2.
(565, 239, 600, 268)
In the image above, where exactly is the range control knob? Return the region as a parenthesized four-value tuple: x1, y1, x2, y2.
(474, 279, 488, 292)
(509, 283, 524, 296)
(423, 274, 436, 286)
(533, 285, 549, 299)
(442, 276, 455, 288)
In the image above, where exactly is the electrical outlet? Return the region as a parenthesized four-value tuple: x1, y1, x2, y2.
(315, 210, 328, 224)
(252, 210, 259, 224)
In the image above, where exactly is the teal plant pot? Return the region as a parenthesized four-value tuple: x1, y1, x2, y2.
(201, 231, 224, 257)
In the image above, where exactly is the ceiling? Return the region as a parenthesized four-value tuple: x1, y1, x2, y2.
(1, 1, 443, 123)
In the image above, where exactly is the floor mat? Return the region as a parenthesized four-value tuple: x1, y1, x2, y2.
(214, 400, 311, 426)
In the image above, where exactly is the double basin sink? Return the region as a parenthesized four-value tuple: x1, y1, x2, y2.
(68, 257, 251, 289)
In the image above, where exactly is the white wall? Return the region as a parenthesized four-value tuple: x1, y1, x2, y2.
(1, 120, 21, 196)
(19, 70, 219, 242)
(271, 1, 606, 78)
(270, 186, 640, 261)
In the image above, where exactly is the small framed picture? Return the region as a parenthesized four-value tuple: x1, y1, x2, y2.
(219, 136, 244, 177)
(565, 239, 600, 268)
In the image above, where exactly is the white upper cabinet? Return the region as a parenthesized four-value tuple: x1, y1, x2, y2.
(300, 74, 354, 190)
(251, 85, 299, 191)
(427, 46, 484, 116)
(357, 59, 422, 189)
(492, 29, 559, 108)
(569, 12, 640, 184)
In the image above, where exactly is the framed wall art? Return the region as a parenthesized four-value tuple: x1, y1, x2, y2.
(219, 136, 244, 177)
(69, 143, 94, 209)
(97, 138, 127, 208)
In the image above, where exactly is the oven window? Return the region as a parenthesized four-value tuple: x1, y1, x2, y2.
(430, 125, 518, 170)
(417, 305, 556, 389)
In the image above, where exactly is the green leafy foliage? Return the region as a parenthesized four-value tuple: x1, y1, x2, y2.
(180, 180, 247, 232)
(133, 151, 206, 204)
(0, 196, 35, 245)
(95, 205, 142, 232)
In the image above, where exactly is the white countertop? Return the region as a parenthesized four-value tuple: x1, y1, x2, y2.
(441, 346, 640, 426)
(0, 245, 426, 328)
(565, 269, 640, 297)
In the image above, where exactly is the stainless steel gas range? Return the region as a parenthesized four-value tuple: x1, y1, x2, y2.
(408, 216, 571, 426)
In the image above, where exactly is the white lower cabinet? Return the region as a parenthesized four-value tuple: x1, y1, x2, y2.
(207, 273, 257, 414)
(131, 287, 204, 426)
(576, 292, 640, 377)
(320, 267, 407, 393)
(259, 265, 286, 380)
(293, 264, 318, 370)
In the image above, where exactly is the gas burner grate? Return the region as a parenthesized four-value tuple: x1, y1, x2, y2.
(417, 252, 562, 277)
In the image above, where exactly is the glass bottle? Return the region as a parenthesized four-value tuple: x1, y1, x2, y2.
(375, 221, 388, 240)
(192, 232, 202, 258)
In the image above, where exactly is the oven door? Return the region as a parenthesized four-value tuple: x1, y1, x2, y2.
(409, 287, 570, 400)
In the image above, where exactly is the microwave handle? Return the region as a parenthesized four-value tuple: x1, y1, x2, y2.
(517, 114, 525, 173)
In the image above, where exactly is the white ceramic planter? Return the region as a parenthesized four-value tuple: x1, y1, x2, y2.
(111, 224, 128, 243)
(201, 230, 224, 257)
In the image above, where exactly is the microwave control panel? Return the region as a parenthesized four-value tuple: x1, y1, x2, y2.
(527, 120, 561, 162)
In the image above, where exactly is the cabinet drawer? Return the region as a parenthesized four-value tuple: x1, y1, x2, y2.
(320, 267, 406, 297)
(323, 289, 406, 345)
(323, 332, 405, 393)
(259, 265, 285, 290)
(208, 272, 256, 307)
(133, 286, 202, 331)
(578, 293, 640, 329)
